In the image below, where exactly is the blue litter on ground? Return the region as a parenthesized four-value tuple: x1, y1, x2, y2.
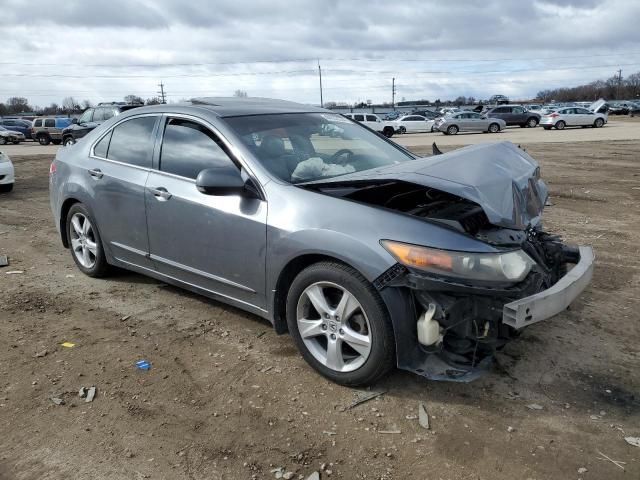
(135, 360, 151, 370)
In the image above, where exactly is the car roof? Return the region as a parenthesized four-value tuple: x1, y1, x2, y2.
(187, 97, 327, 117)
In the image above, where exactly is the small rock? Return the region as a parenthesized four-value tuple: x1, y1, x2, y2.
(85, 386, 96, 402)
(590, 415, 599, 420)
(625, 436, 640, 447)
(51, 397, 64, 405)
(418, 402, 430, 429)
(79, 387, 87, 398)
(578, 467, 588, 474)
(526, 403, 544, 410)
(306, 473, 320, 480)
(34, 349, 48, 358)
(507, 426, 515, 433)
(283, 473, 294, 480)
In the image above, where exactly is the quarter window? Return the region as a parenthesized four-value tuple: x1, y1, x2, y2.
(44, 119, 55, 127)
(366, 115, 378, 122)
(106, 116, 157, 168)
(33, 119, 42, 127)
(93, 131, 112, 158)
(159, 118, 235, 179)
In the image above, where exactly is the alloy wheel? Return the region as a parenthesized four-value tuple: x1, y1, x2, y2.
(296, 281, 372, 372)
(70, 213, 98, 269)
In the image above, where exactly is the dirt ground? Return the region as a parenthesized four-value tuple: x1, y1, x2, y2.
(0, 139, 639, 480)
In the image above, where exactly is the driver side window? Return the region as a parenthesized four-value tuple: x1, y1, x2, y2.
(159, 118, 235, 180)
(78, 109, 93, 124)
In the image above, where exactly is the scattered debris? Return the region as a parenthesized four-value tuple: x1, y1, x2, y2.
(121, 315, 131, 322)
(282, 472, 294, 480)
(0, 255, 8, 267)
(5, 270, 24, 275)
(345, 390, 386, 410)
(527, 403, 544, 410)
(306, 473, 320, 480)
(34, 349, 48, 358)
(79, 387, 88, 398)
(578, 467, 588, 474)
(624, 437, 640, 447)
(65, 274, 75, 278)
(86, 386, 96, 403)
(136, 360, 151, 371)
(507, 426, 515, 433)
(61, 342, 75, 348)
(256, 331, 267, 338)
(378, 429, 401, 434)
(597, 450, 626, 471)
(418, 402, 430, 430)
(322, 431, 336, 436)
(50, 397, 64, 405)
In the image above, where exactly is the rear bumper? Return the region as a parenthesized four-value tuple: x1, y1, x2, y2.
(503, 246, 594, 329)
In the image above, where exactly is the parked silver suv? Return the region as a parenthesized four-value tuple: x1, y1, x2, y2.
(49, 98, 593, 386)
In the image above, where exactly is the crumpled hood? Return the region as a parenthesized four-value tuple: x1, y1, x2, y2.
(306, 141, 549, 230)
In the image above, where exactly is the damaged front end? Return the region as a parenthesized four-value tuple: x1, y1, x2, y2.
(304, 142, 594, 381)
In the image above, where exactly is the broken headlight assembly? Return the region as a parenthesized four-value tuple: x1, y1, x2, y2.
(381, 240, 535, 284)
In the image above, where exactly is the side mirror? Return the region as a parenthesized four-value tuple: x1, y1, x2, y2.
(71, 118, 78, 124)
(196, 165, 249, 196)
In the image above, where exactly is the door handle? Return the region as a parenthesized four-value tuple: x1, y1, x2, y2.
(150, 187, 172, 201)
(88, 168, 104, 179)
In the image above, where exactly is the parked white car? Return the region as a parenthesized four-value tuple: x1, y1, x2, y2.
(342, 113, 396, 137)
(393, 115, 435, 134)
(539, 107, 607, 130)
(0, 151, 15, 192)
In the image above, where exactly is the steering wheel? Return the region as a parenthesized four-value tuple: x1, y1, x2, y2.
(330, 148, 354, 164)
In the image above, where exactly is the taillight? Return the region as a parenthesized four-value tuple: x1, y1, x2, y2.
(549, 113, 559, 118)
(49, 161, 56, 176)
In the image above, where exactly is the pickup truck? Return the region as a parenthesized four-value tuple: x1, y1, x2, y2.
(343, 113, 396, 137)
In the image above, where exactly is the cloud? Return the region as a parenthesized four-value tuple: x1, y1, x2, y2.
(0, 0, 639, 106)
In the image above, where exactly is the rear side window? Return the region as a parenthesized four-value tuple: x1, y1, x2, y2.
(354, 114, 364, 121)
(44, 119, 55, 127)
(33, 119, 42, 127)
(106, 116, 157, 168)
(159, 118, 234, 179)
(93, 131, 112, 158)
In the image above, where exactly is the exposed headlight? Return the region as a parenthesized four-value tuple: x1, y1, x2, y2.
(381, 240, 535, 283)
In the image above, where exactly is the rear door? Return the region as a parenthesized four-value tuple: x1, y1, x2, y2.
(562, 108, 577, 126)
(145, 115, 268, 309)
(511, 106, 526, 124)
(467, 112, 486, 130)
(87, 114, 160, 269)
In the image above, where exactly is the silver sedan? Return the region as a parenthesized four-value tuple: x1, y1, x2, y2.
(434, 112, 506, 135)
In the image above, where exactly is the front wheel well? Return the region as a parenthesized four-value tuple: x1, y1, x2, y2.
(272, 254, 361, 334)
(59, 198, 81, 247)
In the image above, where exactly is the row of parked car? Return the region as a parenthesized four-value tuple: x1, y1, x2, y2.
(0, 102, 143, 146)
(342, 98, 621, 136)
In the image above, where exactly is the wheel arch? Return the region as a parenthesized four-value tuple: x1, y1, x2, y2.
(59, 197, 82, 247)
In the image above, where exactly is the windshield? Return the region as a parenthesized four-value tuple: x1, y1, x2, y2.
(223, 113, 414, 184)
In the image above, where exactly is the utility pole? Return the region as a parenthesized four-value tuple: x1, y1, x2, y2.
(318, 61, 323, 108)
(157, 81, 167, 104)
(391, 78, 396, 110)
(616, 69, 622, 100)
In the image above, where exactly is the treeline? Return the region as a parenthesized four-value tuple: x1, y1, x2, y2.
(0, 95, 164, 116)
(537, 71, 640, 103)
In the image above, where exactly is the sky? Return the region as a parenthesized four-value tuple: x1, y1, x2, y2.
(1, 0, 640, 108)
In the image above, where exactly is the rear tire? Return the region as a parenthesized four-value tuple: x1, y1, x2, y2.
(527, 117, 538, 128)
(63, 136, 76, 146)
(555, 120, 566, 130)
(446, 125, 459, 135)
(382, 127, 394, 138)
(38, 135, 51, 145)
(399, 126, 407, 134)
(66, 203, 111, 278)
(286, 262, 395, 387)
(0, 137, 6, 145)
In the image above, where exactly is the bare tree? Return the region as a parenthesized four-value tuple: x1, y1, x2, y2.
(6, 97, 31, 114)
(62, 96, 79, 113)
(124, 95, 144, 104)
(82, 99, 93, 109)
(145, 97, 162, 105)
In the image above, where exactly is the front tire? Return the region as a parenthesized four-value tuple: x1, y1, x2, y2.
(382, 127, 394, 138)
(527, 117, 538, 128)
(286, 262, 395, 386)
(594, 118, 604, 128)
(0, 137, 6, 145)
(63, 136, 76, 146)
(66, 203, 110, 278)
(488, 122, 500, 133)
